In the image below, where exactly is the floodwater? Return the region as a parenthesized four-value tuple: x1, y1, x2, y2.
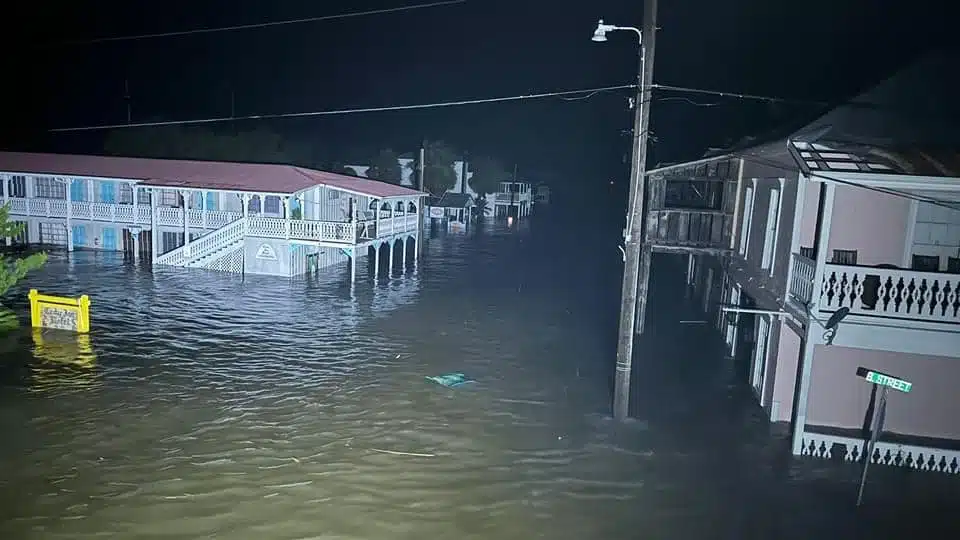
(0, 214, 958, 540)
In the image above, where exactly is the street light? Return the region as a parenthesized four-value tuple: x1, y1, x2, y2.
(591, 19, 642, 44)
(592, 15, 652, 421)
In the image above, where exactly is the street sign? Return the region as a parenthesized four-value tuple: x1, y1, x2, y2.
(863, 370, 912, 393)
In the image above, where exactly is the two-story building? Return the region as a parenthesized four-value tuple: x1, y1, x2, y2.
(346, 159, 532, 221)
(1, 152, 426, 281)
(649, 51, 960, 474)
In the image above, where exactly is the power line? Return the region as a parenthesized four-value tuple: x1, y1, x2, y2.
(54, 0, 467, 46)
(652, 84, 830, 106)
(47, 84, 636, 133)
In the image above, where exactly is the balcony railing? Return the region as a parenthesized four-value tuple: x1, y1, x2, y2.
(789, 253, 816, 305)
(645, 209, 732, 249)
(247, 214, 418, 244)
(820, 263, 960, 324)
(3, 197, 239, 230)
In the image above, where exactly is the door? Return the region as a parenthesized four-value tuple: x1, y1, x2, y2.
(752, 316, 770, 401)
(102, 228, 117, 251)
(72, 225, 86, 247)
(99, 181, 116, 203)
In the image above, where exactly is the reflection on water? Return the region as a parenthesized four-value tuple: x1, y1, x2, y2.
(0, 225, 958, 539)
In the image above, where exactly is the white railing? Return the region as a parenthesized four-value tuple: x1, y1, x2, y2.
(801, 431, 960, 475)
(789, 253, 816, 305)
(157, 217, 247, 267)
(820, 263, 960, 324)
(2, 197, 239, 230)
(375, 214, 419, 238)
(248, 216, 358, 244)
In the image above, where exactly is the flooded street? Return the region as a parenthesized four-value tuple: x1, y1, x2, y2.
(0, 216, 957, 539)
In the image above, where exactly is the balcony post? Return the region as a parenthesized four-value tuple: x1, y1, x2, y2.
(791, 181, 836, 456)
(784, 174, 809, 304)
(151, 188, 159, 263)
(65, 177, 74, 252)
(283, 196, 291, 239)
(201, 190, 208, 230)
(180, 190, 191, 258)
(809, 182, 836, 313)
(132, 182, 139, 225)
(2, 175, 9, 246)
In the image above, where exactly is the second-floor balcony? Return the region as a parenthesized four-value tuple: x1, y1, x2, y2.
(3, 195, 419, 245)
(789, 253, 960, 326)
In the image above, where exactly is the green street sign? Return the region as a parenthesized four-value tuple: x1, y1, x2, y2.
(864, 370, 912, 393)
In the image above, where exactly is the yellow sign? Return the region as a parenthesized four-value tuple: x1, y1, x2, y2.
(28, 289, 91, 333)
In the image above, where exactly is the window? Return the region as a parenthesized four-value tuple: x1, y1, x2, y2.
(160, 190, 180, 207)
(118, 183, 150, 205)
(761, 187, 781, 271)
(799, 246, 815, 259)
(739, 184, 755, 257)
(832, 249, 858, 265)
(948, 257, 960, 274)
(264, 196, 281, 214)
(8, 176, 26, 198)
(34, 177, 66, 199)
(911, 254, 940, 272)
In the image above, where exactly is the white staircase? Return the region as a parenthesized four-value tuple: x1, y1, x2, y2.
(155, 217, 247, 273)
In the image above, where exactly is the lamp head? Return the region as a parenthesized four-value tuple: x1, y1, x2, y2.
(592, 19, 609, 42)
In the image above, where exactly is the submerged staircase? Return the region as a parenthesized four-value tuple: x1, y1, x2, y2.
(155, 217, 247, 273)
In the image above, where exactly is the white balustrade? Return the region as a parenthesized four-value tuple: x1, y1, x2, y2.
(157, 217, 247, 267)
(820, 263, 960, 324)
(789, 253, 816, 305)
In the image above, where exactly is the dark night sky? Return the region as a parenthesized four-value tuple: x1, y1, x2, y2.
(3, 0, 951, 191)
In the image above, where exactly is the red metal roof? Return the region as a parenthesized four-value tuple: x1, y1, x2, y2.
(0, 151, 424, 198)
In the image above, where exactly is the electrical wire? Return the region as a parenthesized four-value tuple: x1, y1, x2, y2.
(47, 84, 636, 133)
(53, 1, 467, 46)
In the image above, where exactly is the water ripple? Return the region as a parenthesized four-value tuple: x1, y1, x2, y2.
(1, 227, 958, 539)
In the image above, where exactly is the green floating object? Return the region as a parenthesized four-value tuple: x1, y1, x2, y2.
(425, 372, 475, 388)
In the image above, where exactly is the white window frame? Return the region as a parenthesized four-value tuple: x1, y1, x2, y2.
(739, 180, 757, 257)
(761, 185, 781, 271)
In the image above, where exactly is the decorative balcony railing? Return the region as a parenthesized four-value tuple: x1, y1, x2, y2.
(789, 253, 816, 305)
(819, 263, 960, 324)
(3, 197, 239, 230)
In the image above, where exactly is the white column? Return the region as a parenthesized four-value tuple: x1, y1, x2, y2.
(791, 182, 836, 456)
(201, 190, 208, 230)
(86, 179, 93, 202)
(65, 178, 74, 252)
(283, 196, 291, 238)
(374, 243, 381, 278)
(132, 183, 139, 225)
(181, 190, 191, 259)
(151, 188, 159, 263)
(350, 248, 357, 283)
(241, 193, 249, 218)
(402, 237, 408, 270)
(218, 191, 224, 211)
(388, 240, 394, 275)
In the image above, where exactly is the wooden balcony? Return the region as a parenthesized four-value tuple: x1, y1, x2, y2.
(645, 209, 732, 252)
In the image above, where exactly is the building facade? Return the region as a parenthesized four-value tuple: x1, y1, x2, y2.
(1, 152, 426, 281)
(648, 52, 960, 474)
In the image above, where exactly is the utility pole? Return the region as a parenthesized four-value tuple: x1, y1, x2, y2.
(612, 0, 659, 421)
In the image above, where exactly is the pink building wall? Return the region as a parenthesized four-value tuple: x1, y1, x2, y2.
(769, 323, 802, 423)
(806, 345, 960, 439)
(826, 184, 913, 266)
(797, 178, 820, 250)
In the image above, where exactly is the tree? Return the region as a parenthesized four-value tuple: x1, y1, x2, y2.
(468, 156, 509, 198)
(367, 149, 403, 184)
(0, 204, 47, 300)
(408, 140, 458, 195)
